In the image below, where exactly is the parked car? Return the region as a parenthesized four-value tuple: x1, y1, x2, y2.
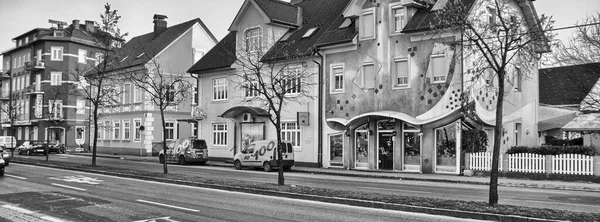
(0, 136, 16, 149)
(233, 140, 295, 172)
(158, 137, 208, 165)
(0, 154, 5, 177)
(0, 146, 11, 166)
(17, 141, 48, 156)
(48, 141, 66, 154)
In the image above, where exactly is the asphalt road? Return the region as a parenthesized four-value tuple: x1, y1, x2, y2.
(13, 154, 600, 214)
(0, 163, 485, 222)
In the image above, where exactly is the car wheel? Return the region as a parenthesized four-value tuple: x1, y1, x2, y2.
(28, 150, 32, 156)
(234, 160, 242, 170)
(263, 162, 272, 172)
(178, 156, 186, 165)
(159, 155, 165, 164)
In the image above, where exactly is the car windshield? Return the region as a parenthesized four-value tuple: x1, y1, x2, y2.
(31, 141, 46, 145)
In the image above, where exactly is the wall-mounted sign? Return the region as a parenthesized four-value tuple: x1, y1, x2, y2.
(35, 94, 43, 118)
(48, 19, 67, 26)
(297, 112, 309, 126)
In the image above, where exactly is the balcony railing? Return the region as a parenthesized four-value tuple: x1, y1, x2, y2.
(25, 60, 45, 71)
(24, 85, 43, 95)
(0, 70, 9, 79)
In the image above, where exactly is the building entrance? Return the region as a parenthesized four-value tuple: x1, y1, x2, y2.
(377, 131, 393, 170)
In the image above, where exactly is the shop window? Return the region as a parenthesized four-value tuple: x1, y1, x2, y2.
(355, 124, 370, 168)
(435, 121, 458, 173)
(403, 123, 421, 171)
(329, 134, 344, 167)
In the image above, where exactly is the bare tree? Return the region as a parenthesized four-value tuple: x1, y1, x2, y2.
(42, 86, 70, 162)
(0, 92, 22, 156)
(70, 3, 127, 166)
(120, 53, 193, 174)
(231, 38, 317, 185)
(434, 0, 552, 205)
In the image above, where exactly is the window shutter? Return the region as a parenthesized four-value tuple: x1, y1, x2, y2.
(363, 63, 375, 89)
(361, 13, 375, 38)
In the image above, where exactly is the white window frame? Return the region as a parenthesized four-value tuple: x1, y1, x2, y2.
(33, 126, 38, 140)
(95, 53, 104, 66)
(104, 120, 111, 140)
(76, 100, 86, 114)
(390, 4, 407, 35)
(281, 121, 301, 150)
(113, 120, 121, 140)
(48, 100, 63, 119)
(165, 121, 175, 140)
(212, 123, 228, 146)
(514, 66, 522, 92)
(429, 54, 447, 84)
(244, 27, 262, 53)
(51, 46, 63, 61)
(212, 77, 228, 101)
(123, 83, 131, 104)
(283, 66, 301, 95)
(133, 119, 142, 142)
(330, 63, 345, 93)
(123, 120, 131, 140)
(393, 57, 409, 89)
(25, 127, 30, 140)
(134, 86, 142, 103)
(359, 8, 376, 40)
(51, 72, 62, 85)
(244, 80, 259, 98)
(78, 49, 87, 64)
(17, 127, 22, 140)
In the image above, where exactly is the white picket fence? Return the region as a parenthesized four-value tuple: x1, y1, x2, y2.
(552, 154, 594, 175)
(469, 152, 502, 171)
(469, 152, 595, 175)
(508, 153, 546, 173)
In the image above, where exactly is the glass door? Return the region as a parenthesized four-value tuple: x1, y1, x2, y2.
(377, 131, 394, 170)
(355, 124, 369, 168)
(403, 123, 421, 171)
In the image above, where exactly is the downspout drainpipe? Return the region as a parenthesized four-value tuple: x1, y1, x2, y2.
(313, 51, 324, 168)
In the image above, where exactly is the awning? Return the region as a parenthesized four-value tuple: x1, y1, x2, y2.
(326, 118, 348, 131)
(219, 106, 271, 119)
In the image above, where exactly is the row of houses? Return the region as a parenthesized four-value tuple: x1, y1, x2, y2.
(2, 0, 588, 175)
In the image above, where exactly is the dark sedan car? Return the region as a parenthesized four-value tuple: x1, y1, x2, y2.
(0, 155, 5, 177)
(0, 146, 11, 166)
(17, 141, 49, 156)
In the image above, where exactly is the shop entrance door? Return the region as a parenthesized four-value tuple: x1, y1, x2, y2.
(377, 131, 394, 170)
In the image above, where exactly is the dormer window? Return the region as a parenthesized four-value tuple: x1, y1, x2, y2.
(245, 27, 261, 52)
(359, 8, 376, 40)
(391, 6, 407, 34)
(302, 27, 318, 38)
(54, 30, 64, 37)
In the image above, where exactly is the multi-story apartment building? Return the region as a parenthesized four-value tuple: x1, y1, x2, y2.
(95, 15, 217, 156)
(1, 20, 105, 150)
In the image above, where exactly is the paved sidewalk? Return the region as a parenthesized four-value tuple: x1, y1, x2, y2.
(69, 152, 600, 192)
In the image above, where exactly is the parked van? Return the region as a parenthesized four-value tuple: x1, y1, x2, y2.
(233, 140, 294, 172)
(0, 136, 16, 149)
(158, 137, 208, 165)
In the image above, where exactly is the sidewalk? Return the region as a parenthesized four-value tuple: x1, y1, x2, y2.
(70, 152, 600, 192)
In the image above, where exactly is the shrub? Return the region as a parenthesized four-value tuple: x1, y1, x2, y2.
(506, 145, 597, 155)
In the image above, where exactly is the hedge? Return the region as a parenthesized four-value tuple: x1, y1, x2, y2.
(506, 145, 598, 156)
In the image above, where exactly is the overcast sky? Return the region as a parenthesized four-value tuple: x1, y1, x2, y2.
(0, 0, 598, 69)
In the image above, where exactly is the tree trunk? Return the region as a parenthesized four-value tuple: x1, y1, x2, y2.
(92, 105, 99, 166)
(276, 126, 284, 185)
(161, 107, 168, 174)
(489, 70, 505, 206)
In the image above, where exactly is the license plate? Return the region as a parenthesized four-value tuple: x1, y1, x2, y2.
(36, 149, 43, 152)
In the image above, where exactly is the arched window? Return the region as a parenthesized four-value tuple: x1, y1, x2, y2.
(245, 27, 261, 52)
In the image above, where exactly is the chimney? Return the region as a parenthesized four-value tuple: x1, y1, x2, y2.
(72, 20, 80, 30)
(153, 14, 168, 35)
(85, 20, 95, 33)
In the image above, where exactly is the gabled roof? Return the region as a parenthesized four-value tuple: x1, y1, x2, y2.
(314, 16, 357, 48)
(115, 18, 217, 70)
(229, 0, 300, 31)
(538, 112, 578, 131)
(539, 63, 600, 106)
(402, 0, 475, 34)
(562, 113, 600, 131)
(262, 0, 351, 61)
(188, 32, 237, 73)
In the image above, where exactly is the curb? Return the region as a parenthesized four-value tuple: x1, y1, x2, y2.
(9, 159, 567, 222)
(68, 153, 600, 193)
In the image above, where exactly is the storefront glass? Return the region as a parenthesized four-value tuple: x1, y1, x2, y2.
(355, 124, 369, 168)
(403, 123, 421, 171)
(435, 121, 459, 173)
(377, 120, 395, 170)
(329, 134, 343, 167)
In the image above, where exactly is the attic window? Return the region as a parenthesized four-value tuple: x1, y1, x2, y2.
(302, 27, 319, 38)
(339, 18, 352, 29)
(53, 30, 64, 37)
(280, 31, 294, 41)
(136, 52, 145, 59)
(119, 56, 129, 63)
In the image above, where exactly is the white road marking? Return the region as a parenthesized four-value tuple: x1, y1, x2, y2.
(49, 175, 103, 184)
(136, 199, 199, 212)
(132, 216, 180, 222)
(2, 204, 34, 214)
(512, 199, 600, 207)
(51, 183, 87, 191)
(4, 174, 27, 180)
(40, 216, 66, 222)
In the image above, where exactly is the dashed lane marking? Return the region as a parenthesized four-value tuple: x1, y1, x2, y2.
(50, 183, 87, 191)
(136, 199, 199, 212)
(4, 174, 27, 180)
(132, 216, 180, 222)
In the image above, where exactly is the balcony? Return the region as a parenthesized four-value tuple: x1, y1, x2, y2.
(25, 60, 45, 71)
(0, 91, 9, 100)
(23, 85, 43, 95)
